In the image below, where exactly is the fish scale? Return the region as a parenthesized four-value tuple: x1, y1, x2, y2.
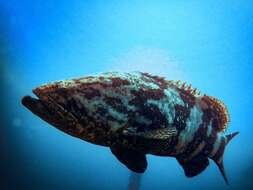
(22, 71, 238, 184)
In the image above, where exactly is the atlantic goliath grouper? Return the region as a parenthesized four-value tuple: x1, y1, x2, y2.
(22, 72, 239, 184)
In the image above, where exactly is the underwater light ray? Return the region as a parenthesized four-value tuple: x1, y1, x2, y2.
(127, 172, 142, 190)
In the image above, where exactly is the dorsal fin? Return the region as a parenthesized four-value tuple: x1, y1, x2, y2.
(171, 80, 202, 97)
(202, 95, 230, 132)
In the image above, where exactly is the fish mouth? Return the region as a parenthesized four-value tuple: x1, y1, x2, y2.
(22, 83, 60, 116)
(21, 88, 65, 128)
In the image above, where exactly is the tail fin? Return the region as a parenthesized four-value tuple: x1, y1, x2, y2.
(226, 132, 239, 144)
(212, 132, 239, 185)
(216, 161, 228, 185)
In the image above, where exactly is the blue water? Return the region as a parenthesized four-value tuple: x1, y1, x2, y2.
(1, 1, 253, 189)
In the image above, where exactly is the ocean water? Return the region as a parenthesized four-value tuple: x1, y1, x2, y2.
(1, 1, 253, 190)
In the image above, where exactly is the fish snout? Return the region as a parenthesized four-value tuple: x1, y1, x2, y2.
(32, 82, 60, 99)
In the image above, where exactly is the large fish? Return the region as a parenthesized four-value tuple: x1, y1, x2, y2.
(22, 72, 238, 184)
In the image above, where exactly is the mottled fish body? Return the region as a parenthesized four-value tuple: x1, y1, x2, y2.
(22, 72, 238, 184)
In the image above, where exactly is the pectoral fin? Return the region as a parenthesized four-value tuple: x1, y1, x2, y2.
(176, 154, 209, 177)
(123, 127, 177, 140)
(110, 146, 147, 173)
(138, 127, 177, 140)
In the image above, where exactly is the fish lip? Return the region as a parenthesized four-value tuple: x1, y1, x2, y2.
(21, 95, 37, 108)
(21, 95, 44, 116)
(21, 87, 46, 107)
(21, 94, 64, 128)
(21, 85, 48, 109)
(21, 84, 51, 111)
(21, 94, 47, 111)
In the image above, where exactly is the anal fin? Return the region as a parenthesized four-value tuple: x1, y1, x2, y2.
(176, 153, 209, 177)
(110, 146, 147, 173)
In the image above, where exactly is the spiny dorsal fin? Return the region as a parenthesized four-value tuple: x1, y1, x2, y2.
(171, 80, 202, 96)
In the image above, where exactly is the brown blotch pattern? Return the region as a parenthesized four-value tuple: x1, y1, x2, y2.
(169, 90, 196, 154)
(110, 77, 130, 87)
(166, 104, 192, 154)
(201, 107, 217, 156)
(173, 105, 190, 131)
(82, 88, 101, 99)
(212, 137, 225, 162)
(131, 88, 165, 101)
(177, 124, 208, 161)
(128, 97, 168, 132)
(103, 96, 129, 114)
(128, 88, 168, 131)
(178, 88, 196, 108)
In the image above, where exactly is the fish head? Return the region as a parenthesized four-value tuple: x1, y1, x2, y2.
(21, 75, 130, 145)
